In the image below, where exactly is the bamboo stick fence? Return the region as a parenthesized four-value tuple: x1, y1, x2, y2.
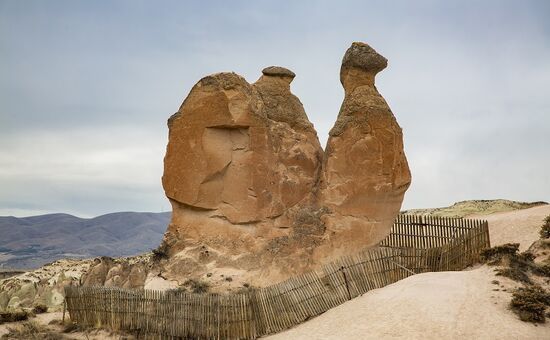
(65, 215, 489, 339)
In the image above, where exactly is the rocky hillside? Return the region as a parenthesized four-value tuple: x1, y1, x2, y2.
(402, 199, 547, 218)
(0, 212, 170, 269)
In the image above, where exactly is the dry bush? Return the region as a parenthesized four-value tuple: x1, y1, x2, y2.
(481, 243, 550, 283)
(183, 278, 210, 294)
(540, 215, 550, 239)
(481, 243, 520, 264)
(0, 311, 28, 324)
(32, 304, 48, 314)
(510, 285, 550, 323)
(151, 242, 169, 261)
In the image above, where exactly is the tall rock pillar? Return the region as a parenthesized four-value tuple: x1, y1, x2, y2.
(318, 42, 411, 259)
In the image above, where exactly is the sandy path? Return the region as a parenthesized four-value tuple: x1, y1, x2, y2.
(265, 265, 549, 340)
(265, 206, 550, 340)
(469, 205, 550, 251)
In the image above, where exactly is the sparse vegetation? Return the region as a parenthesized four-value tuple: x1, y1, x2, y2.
(152, 242, 169, 261)
(62, 321, 89, 333)
(0, 310, 29, 324)
(481, 222, 550, 324)
(1, 320, 63, 339)
(481, 243, 520, 264)
(402, 200, 548, 218)
(510, 285, 550, 323)
(540, 215, 550, 239)
(32, 304, 48, 314)
(183, 278, 210, 294)
(481, 243, 550, 283)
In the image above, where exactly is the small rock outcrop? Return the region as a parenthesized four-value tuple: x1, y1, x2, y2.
(0, 259, 92, 311)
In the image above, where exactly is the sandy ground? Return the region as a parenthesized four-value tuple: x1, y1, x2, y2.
(265, 265, 549, 340)
(264, 205, 550, 340)
(470, 204, 550, 251)
(0, 311, 126, 339)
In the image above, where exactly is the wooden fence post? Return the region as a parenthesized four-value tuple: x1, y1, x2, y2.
(62, 298, 66, 323)
(341, 266, 352, 301)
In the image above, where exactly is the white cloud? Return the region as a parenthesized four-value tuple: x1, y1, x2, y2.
(0, 1, 549, 216)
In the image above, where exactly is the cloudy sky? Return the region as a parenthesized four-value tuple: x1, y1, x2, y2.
(1, 0, 549, 217)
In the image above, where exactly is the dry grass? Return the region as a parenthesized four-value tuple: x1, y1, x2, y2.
(31, 305, 48, 314)
(540, 215, 550, 239)
(482, 215, 550, 324)
(481, 243, 550, 283)
(151, 242, 169, 261)
(183, 278, 210, 293)
(1, 320, 64, 339)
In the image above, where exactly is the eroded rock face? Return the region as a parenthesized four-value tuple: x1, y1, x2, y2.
(81, 256, 148, 289)
(162, 70, 322, 226)
(159, 42, 410, 286)
(317, 42, 411, 259)
(160, 68, 323, 284)
(0, 259, 92, 311)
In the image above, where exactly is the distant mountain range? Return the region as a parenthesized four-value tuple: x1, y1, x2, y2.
(0, 212, 171, 269)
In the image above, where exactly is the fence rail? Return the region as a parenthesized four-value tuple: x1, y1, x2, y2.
(65, 216, 490, 339)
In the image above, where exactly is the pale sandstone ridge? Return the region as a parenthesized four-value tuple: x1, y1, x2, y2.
(319, 42, 411, 259)
(159, 42, 410, 286)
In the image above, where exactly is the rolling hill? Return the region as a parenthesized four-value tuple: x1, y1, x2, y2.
(0, 212, 170, 269)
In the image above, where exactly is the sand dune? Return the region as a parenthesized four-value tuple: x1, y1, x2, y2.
(470, 204, 550, 251)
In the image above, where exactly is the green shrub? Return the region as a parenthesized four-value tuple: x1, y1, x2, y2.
(540, 215, 550, 239)
(510, 285, 550, 323)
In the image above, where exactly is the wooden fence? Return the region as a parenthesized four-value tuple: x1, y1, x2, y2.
(381, 215, 491, 273)
(65, 216, 490, 339)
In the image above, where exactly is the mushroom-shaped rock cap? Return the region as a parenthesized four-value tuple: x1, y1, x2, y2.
(341, 42, 388, 75)
(262, 66, 296, 79)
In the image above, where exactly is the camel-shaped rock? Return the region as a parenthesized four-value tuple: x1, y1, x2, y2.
(160, 42, 411, 285)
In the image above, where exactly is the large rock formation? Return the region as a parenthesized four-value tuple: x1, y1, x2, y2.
(158, 42, 410, 287)
(161, 66, 324, 285)
(316, 42, 411, 259)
